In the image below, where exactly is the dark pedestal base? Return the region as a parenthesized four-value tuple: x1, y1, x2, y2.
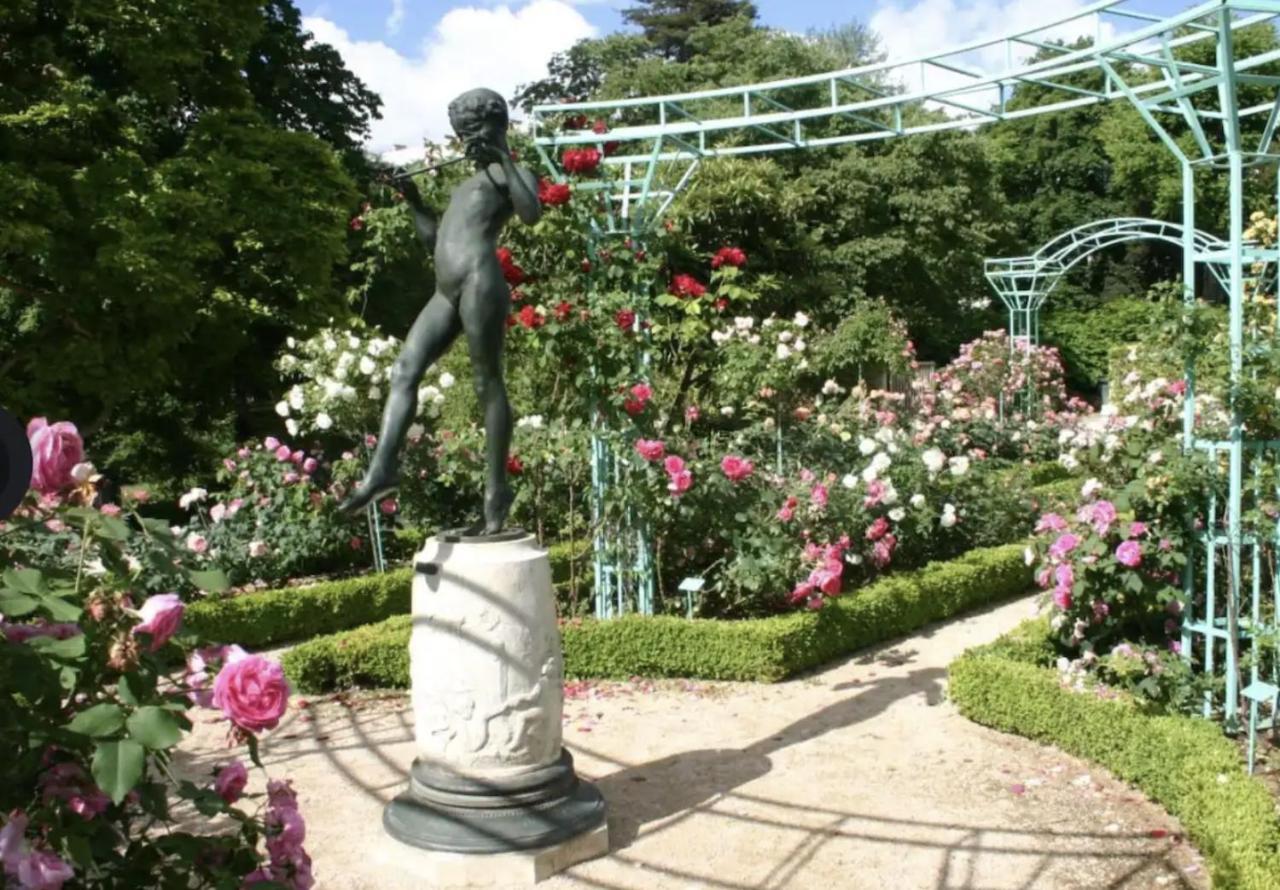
(383, 750, 607, 854)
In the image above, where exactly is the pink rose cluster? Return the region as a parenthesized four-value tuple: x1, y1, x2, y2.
(664, 456, 693, 497)
(720, 454, 754, 482)
(634, 439, 665, 462)
(789, 538, 853, 609)
(26, 418, 84, 495)
(243, 780, 314, 890)
(1, 811, 75, 890)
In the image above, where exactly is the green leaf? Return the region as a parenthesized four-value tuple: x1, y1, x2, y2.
(117, 675, 139, 706)
(245, 732, 264, 769)
(187, 569, 230, 593)
(95, 515, 131, 541)
(26, 634, 86, 661)
(3, 568, 46, 595)
(66, 834, 94, 870)
(0, 593, 40, 617)
(126, 706, 184, 749)
(92, 740, 145, 804)
(66, 703, 126, 738)
(41, 594, 83, 623)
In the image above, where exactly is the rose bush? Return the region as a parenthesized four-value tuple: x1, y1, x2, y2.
(0, 419, 316, 889)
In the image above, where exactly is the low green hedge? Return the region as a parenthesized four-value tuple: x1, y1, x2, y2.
(281, 542, 1033, 692)
(186, 541, 586, 649)
(950, 623, 1280, 890)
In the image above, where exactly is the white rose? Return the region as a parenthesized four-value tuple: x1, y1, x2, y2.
(1148, 450, 1164, 464)
(286, 336, 297, 348)
(1059, 452, 1080, 471)
(323, 337, 337, 353)
(748, 335, 761, 345)
(940, 505, 957, 528)
(711, 330, 729, 345)
(439, 372, 456, 389)
(734, 317, 754, 331)
(881, 484, 899, 506)
(922, 448, 946, 473)
(316, 412, 333, 430)
(517, 414, 545, 429)
(285, 419, 300, 436)
(889, 507, 905, 522)
(359, 356, 377, 376)
(248, 540, 269, 558)
(369, 386, 382, 400)
(1081, 478, 1102, 499)
(910, 493, 925, 508)
(178, 488, 208, 510)
(274, 400, 289, 418)
(720, 406, 735, 417)
(1024, 546, 1036, 566)
(70, 462, 96, 483)
(340, 385, 356, 402)
(875, 427, 894, 444)
(858, 437, 877, 456)
(794, 339, 806, 353)
(407, 423, 426, 440)
(849, 553, 863, 565)
(871, 452, 892, 473)
(841, 473, 858, 489)
(288, 387, 305, 410)
(861, 464, 879, 483)
(948, 456, 970, 476)
(822, 379, 843, 396)
(776, 343, 792, 360)
(793, 311, 810, 328)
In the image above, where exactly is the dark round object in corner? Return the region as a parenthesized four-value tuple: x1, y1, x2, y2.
(0, 407, 32, 521)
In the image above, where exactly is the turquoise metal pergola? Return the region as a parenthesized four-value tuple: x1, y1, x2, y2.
(530, 1, 1280, 763)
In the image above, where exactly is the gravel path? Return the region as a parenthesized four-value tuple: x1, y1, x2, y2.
(177, 594, 1208, 889)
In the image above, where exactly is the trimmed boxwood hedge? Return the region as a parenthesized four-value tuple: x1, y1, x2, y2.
(949, 623, 1280, 890)
(281, 542, 1033, 692)
(184, 541, 587, 649)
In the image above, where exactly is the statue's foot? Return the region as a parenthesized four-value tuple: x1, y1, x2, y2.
(463, 484, 515, 536)
(338, 469, 400, 515)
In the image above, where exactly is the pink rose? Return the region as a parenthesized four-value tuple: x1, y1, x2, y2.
(99, 503, 122, 517)
(634, 439, 665, 462)
(290, 450, 304, 465)
(1129, 521, 1148, 538)
(871, 533, 896, 568)
(212, 650, 290, 733)
(131, 594, 184, 652)
(0, 810, 29, 871)
(1054, 563, 1074, 590)
(282, 472, 300, 486)
(667, 470, 693, 496)
(720, 455, 754, 482)
(302, 458, 318, 475)
(214, 760, 249, 804)
(1048, 533, 1080, 560)
(210, 503, 227, 523)
(663, 455, 686, 476)
(274, 445, 292, 462)
(808, 566, 841, 597)
(15, 850, 74, 890)
(1115, 540, 1142, 568)
(865, 516, 889, 542)
(788, 580, 815, 604)
(1052, 588, 1073, 610)
(810, 485, 828, 509)
(26, 419, 84, 495)
(379, 498, 397, 515)
(263, 437, 280, 451)
(629, 382, 652, 403)
(684, 405, 700, 423)
(1034, 513, 1067, 533)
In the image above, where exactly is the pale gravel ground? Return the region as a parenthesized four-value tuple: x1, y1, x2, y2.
(177, 593, 1209, 890)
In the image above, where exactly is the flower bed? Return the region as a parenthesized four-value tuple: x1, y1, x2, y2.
(949, 621, 1280, 890)
(281, 542, 1032, 692)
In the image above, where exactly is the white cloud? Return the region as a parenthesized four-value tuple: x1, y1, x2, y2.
(868, 0, 1120, 112)
(304, 0, 596, 153)
(386, 0, 406, 36)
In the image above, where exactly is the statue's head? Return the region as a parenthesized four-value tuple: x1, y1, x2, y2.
(448, 88, 509, 146)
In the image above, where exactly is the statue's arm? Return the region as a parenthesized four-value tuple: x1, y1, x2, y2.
(499, 158, 542, 226)
(398, 178, 439, 250)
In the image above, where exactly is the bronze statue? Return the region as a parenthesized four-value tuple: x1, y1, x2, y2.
(340, 88, 541, 534)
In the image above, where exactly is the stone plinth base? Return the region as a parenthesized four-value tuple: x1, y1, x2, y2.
(375, 822, 609, 887)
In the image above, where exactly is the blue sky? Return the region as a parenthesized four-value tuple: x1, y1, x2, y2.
(305, 0, 1195, 57)
(297, 0, 1206, 151)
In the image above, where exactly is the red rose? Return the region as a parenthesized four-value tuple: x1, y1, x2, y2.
(592, 119, 609, 134)
(564, 114, 588, 130)
(537, 179, 571, 206)
(506, 455, 524, 475)
(668, 273, 706, 299)
(711, 246, 747, 269)
(496, 247, 526, 285)
(581, 258, 592, 273)
(615, 308, 636, 332)
(562, 148, 601, 175)
(516, 304, 545, 329)
(554, 301, 573, 321)
(714, 298, 728, 312)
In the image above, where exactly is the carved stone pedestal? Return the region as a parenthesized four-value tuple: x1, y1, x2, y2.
(382, 530, 607, 880)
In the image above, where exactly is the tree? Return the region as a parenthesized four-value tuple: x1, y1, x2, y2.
(621, 0, 758, 62)
(806, 20, 884, 69)
(0, 0, 378, 486)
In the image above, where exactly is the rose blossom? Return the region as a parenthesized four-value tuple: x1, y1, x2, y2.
(720, 455, 754, 482)
(248, 540, 269, 559)
(1128, 521, 1148, 538)
(872, 533, 896, 568)
(0, 810, 28, 872)
(214, 760, 249, 804)
(810, 485, 828, 509)
(1115, 540, 1142, 568)
(131, 594, 184, 651)
(663, 455, 686, 476)
(212, 649, 290, 733)
(1035, 513, 1067, 533)
(667, 470, 693, 496)
(865, 516, 890, 541)
(185, 532, 208, 554)
(634, 440, 665, 462)
(26, 418, 84, 495)
(1048, 533, 1080, 560)
(1052, 588, 1073, 611)
(15, 849, 74, 890)
(1054, 563, 1074, 590)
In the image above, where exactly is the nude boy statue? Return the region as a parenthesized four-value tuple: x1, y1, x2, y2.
(340, 88, 541, 535)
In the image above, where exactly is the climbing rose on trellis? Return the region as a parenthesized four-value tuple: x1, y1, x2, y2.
(711, 246, 747, 269)
(669, 274, 706, 299)
(496, 248, 526, 286)
(537, 179, 571, 206)
(561, 148, 601, 174)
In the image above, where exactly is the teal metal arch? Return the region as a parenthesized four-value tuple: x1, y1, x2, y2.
(986, 217, 1233, 350)
(526, 0, 1280, 767)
